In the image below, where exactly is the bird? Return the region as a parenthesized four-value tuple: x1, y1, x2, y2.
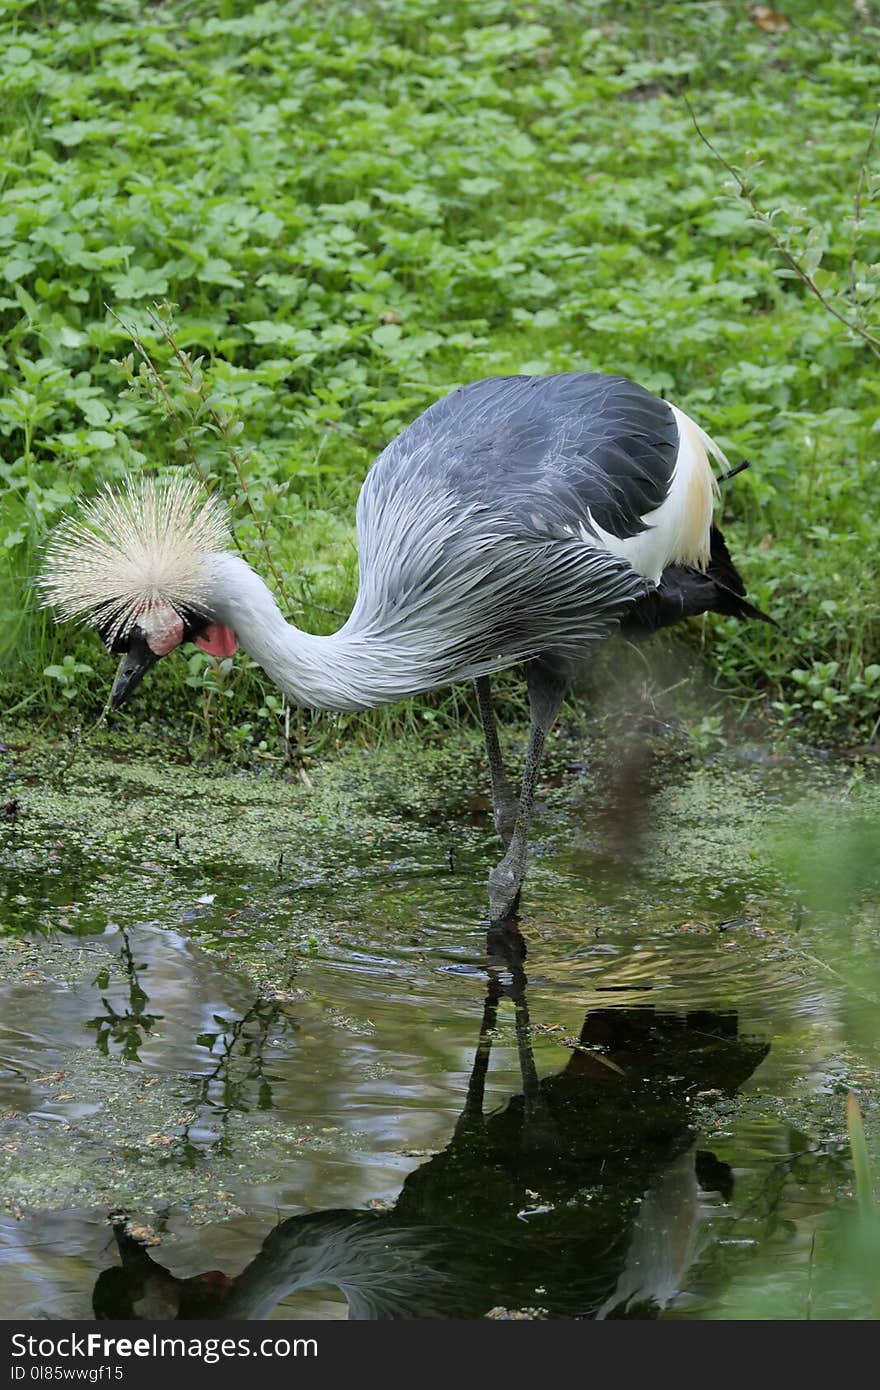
(39, 371, 773, 921)
(91, 993, 768, 1320)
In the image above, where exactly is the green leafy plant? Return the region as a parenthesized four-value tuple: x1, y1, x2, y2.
(773, 660, 880, 735)
(42, 654, 94, 704)
(845, 1091, 880, 1318)
(1, 0, 878, 748)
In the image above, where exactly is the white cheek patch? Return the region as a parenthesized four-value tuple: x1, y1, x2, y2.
(138, 604, 185, 656)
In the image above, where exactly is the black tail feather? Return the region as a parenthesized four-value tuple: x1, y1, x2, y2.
(620, 526, 777, 639)
(717, 458, 751, 485)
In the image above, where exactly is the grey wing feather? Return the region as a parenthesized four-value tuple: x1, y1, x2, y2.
(347, 373, 673, 691)
(369, 372, 679, 540)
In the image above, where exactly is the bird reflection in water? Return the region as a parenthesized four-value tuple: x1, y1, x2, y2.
(93, 925, 768, 1320)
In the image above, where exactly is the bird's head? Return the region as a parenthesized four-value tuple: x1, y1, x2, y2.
(38, 474, 238, 709)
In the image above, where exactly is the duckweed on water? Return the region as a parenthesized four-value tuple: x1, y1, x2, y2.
(1, 730, 878, 1317)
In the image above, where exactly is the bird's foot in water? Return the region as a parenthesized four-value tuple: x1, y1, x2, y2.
(486, 918, 526, 968)
(488, 855, 523, 923)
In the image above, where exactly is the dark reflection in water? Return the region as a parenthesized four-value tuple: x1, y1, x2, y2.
(92, 928, 768, 1320)
(87, 927, 162, 1062)
(4, 744, 877, 1320)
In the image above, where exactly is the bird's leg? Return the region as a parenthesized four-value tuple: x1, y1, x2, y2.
(508, 943, 557, 1148)
(487, 723, 547, 921)
(484, 921, 556, 1148)
(474, 675, 519, 844)
(487, 664, 565, 923)
(453, 969, 501, 1142)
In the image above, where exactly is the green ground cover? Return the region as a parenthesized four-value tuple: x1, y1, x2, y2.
(1, 0, 878, 753)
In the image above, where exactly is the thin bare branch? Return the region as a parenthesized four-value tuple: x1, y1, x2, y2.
(107, 306, 346, 623)
(105, 304, 218, 498)
(850, 104, 880, 304)
(684, 97, 880, 363)
(143, 306, 295, 611)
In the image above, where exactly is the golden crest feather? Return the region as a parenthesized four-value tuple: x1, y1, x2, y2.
(38, 473, 231, 643)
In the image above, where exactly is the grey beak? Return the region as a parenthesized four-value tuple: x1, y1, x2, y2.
(110, 634, 158, 709)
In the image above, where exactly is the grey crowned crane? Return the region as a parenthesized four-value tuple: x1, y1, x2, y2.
(39, 372, 772, 920)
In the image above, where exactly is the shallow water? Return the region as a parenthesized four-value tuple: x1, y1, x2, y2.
(1, 733, 878, 1319)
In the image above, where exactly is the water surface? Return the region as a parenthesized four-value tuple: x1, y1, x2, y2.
(1, 733, 877, 1319)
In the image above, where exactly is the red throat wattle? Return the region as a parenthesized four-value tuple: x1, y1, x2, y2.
(194, 623, 238, 658)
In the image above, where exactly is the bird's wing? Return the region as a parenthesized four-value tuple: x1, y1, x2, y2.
(346, 501, 646, 697)
(344, 373, 726, 694)
(366, 372, 680, 543)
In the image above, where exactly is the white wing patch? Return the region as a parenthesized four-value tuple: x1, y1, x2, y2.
(581, 403, 726, 584)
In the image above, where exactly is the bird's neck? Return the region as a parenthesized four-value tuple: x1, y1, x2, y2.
(206, 553, 433, 711)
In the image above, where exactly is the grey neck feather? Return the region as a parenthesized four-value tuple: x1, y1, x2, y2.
(206, 486, 643, 713)
(207, 554, 409, 711)
(219, 1213, 451, 1320)
(209, 550, 524, 711)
